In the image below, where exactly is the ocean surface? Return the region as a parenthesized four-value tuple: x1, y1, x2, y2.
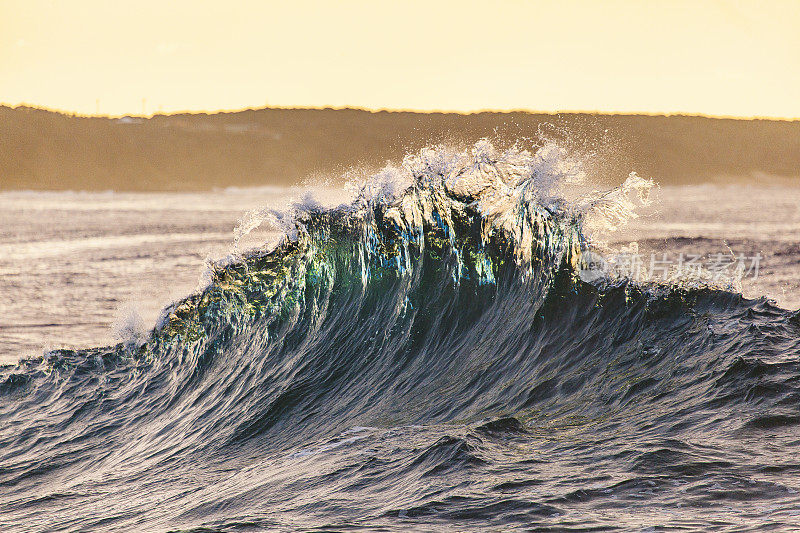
(2, 142, 800, 531)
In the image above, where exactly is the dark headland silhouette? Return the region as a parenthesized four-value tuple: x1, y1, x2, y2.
(1, 106, 798, 191)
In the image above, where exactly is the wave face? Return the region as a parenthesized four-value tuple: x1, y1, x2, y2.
(2, 142, 800, 532)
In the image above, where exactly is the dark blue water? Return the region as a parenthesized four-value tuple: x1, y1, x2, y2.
(2, 143, 800, 532)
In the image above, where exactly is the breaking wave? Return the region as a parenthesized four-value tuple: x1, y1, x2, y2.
(2, 141, 799, 532)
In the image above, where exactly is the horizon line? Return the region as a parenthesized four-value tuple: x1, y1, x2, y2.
(3, 102, 799, 123)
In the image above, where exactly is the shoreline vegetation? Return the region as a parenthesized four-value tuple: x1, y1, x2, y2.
(2, 105, 798, 191)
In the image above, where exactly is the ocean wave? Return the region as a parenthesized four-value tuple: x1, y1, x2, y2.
(1, 140, 799, 531)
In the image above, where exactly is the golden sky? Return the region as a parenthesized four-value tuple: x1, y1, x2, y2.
(1, 0, 798, 118)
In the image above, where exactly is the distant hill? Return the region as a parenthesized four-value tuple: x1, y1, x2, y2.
(1, 106, 798, 191)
